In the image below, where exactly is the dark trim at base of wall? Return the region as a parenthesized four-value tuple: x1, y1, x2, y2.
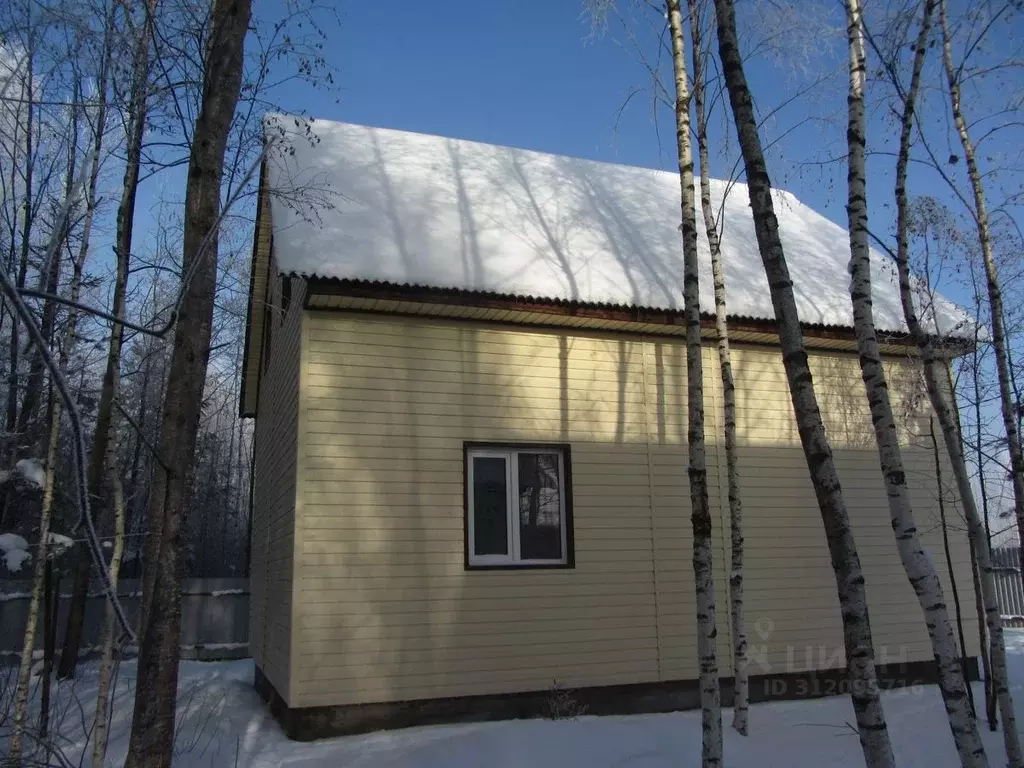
(254, 658, 979, 742)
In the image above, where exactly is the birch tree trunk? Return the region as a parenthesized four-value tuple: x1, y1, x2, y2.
(969, 532, 996, 730)
(665, 4, 722, 765)
(938, 0, 1024, 593)
(38, 553, 55, 737)
(888, 5, 1020, 763)
(125, 2, 252, 764)
(844, 1, 986, 763)
(931, 416, 977, 718)
(7, 19, 34, 440)
(5, 74, 91, 763)
(59, 2, 150, 680)
(686, 0, 747, 736)
(5, 394, 57, 766)
(910, 354, 1020, 765)
(973, 341, 998, 730)
(91, 452, 126, 768)
(711, 1, 894, 764)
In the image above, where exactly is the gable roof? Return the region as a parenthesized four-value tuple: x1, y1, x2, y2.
(262, 116, 972, 338)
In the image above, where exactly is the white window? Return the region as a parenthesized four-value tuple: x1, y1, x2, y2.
(466, 445, 572, 568)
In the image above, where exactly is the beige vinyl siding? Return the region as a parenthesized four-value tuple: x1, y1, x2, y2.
(291, 312, 976, 708)
(249, 270, 306, 703)
(730, 346, 978, 673)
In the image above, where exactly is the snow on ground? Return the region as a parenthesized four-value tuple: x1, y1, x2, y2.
(4, 631, 1024, 766)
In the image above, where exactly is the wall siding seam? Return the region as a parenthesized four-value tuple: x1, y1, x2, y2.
(290, 308, 308, 706)
(640, 336, 662, 681)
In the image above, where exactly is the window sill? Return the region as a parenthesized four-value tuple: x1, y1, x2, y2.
(465, 562, 575, 571)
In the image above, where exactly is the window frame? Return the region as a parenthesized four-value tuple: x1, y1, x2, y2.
(463, 442, 574, 570)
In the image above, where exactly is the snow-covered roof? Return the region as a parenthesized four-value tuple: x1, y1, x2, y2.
(264, 116, 972, 337)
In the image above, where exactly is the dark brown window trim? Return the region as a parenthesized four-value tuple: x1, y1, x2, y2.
(463, 441, 575, 571)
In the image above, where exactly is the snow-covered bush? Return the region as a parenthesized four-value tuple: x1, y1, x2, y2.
(0, 532, 30, 572)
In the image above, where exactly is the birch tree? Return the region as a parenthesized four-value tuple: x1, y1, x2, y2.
(90, 441, 126, 768)
(124, 0, 252, 763)
(970, 293, 997, 730)
(844, 0, 985, 763)
(872, 0, 1023, 761)
(686, 0, 747, 735)
(6, 109, 93, 764)
(936, 0, 1024, 592)
(666, 3, 722, 765)
(59, 0, 151, 681)
(711, 0, 895, 764)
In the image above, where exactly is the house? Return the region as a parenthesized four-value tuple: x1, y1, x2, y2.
(241, 117, 978, 740)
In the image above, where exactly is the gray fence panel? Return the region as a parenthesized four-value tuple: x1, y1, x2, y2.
(992, 547, 1024, 622)
(0, 577, 249, 662)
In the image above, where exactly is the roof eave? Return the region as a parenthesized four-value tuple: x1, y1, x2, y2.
(302, 276, 971, 356)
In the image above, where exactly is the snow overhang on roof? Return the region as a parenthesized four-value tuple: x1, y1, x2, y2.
(260, 115, 975, 341)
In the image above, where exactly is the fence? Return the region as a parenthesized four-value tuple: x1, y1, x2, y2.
(993, 547, 1024, 624)
(0, 578, 249, 663)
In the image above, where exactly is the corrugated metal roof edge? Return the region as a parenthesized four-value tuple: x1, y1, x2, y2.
(292, 273, 974, 346)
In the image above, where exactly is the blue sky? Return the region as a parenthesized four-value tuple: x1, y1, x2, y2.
(270, 1, 852, 218)
(313, 2, 677, 167)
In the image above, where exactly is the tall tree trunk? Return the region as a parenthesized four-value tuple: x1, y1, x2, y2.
(16, 70, 80, 446)
(938, 0, 1024, 595)
(39, 549, 55, 737)
(59, 5, 148, 679)
(907, 359, 1020, 766)
(7, 20, 34, 440)
(6, 387, 58, 765)
(17, 245, 62, 441)
(711, 1, 894, 764)
(969, 527, 996, 730)
(91, 449, 126, 768)
(6, 122, 95, 762)
(931, 416, 977, 718)
(125, 2, 251, 763)
(888, 5, 1020, 763)
(16, 74, 78, 445)
(844, 1, 986, 763)
(973, 340, 998, 730)
(687, 0, 746, 736)
(666, 4, 722, 766)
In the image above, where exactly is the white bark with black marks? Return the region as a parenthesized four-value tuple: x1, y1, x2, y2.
(712, 0, 894, 764)
(6, 435, 53, 765)
(887, 4, 1020, 764)
(90, 449, 126, 768)
(667, 2, 722, 764)
(687, 0, 746, 737)
(971, 332, 998, 730)
(938, 0, 1024, 598)
(845, 1, 985, 763)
